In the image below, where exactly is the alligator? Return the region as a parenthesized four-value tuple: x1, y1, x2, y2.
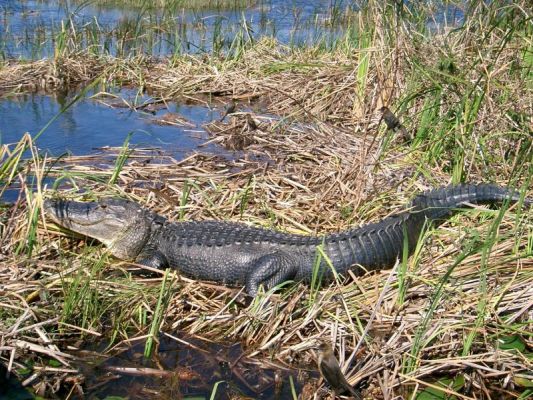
(44, 184, 530, 297)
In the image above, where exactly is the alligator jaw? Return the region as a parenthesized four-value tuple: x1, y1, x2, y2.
(43, 198, 151, 259)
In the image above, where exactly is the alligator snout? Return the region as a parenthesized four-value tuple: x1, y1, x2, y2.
(43, 198, 101, 227)
(43, 198, 69, 225)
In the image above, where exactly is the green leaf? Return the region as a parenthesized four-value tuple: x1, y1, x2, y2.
(498, 335, 526, 352)
(415, 375, 465, 399)
(48, 359, 62, 368)
(16, 367, 32, 375)
(514, 377, 533, 388)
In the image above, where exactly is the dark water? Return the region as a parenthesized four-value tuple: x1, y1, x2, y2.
(0, 364, 34, 400)
(72, 334, 314, 399)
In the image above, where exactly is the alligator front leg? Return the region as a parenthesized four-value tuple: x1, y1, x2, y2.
(135, 250, 168, 270)
(245, 252, 299, 297)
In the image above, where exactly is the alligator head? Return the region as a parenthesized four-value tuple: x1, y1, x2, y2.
(43, 198, 154, 260)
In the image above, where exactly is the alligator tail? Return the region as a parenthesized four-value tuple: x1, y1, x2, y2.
(411, 183, 529, 221)
(328, 184, 529, 275)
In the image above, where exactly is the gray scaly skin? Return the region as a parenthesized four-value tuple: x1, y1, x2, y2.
(44, 184, 530, 297)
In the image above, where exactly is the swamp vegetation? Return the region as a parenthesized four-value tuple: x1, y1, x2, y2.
(0, 0, 532, 399)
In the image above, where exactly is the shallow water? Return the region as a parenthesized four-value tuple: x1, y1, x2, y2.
(72, 333, 315, 399)
(0, 90, 225, 158)
(1, 0, 358, 58)
(0, 0, 465, 160)
(0, 89, 235, 202)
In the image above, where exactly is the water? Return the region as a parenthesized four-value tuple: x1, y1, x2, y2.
(0, 89, 233, 203)
(0, 364, 34, 400)
(0, 0, 357, 59)
(0, 90, 225, 158)
(72, 333, 314, 399)
(0, 0, 466, 162)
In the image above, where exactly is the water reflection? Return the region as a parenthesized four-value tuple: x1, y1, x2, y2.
(0, 90, 224, 158)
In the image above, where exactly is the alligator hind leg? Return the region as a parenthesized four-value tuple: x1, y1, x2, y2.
(245, 252, 298, 297)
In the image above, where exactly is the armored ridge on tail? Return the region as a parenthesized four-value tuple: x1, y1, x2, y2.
(44, 184, 530, 297)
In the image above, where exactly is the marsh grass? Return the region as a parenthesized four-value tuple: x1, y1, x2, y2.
(74, 0, 257, 9)
(1, 0, 350, 60)
(109, 132, 134, 184)
(1, 0, 532, 398)
(144, 269, 175, 358)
